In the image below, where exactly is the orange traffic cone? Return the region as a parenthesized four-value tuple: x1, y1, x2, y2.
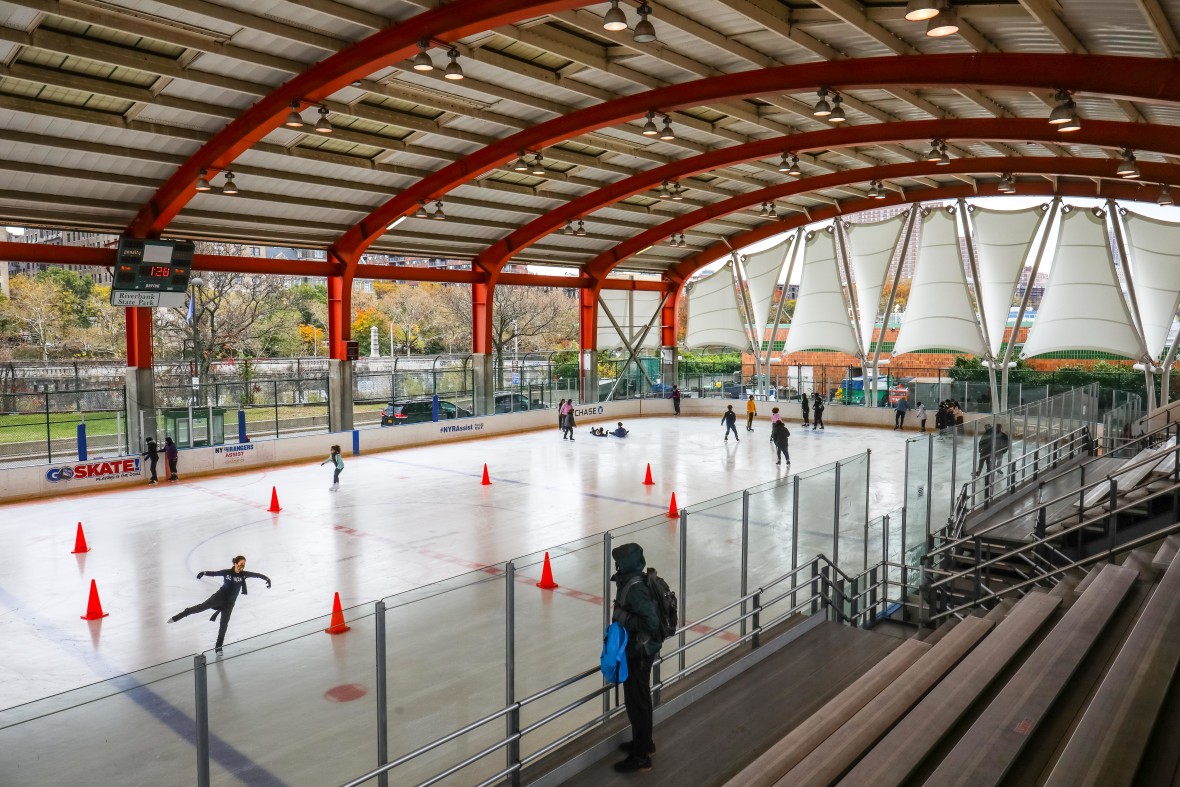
(268, 486, 281, 512)
(480, 464, 492, 486)
(643, 463, 654, 486)
(666, 492, 680, 519)
(536, 552, 559, 589)
(324, 592, 350, 634)
(80, 579, 109, 620)
(71, 522, 90, 554)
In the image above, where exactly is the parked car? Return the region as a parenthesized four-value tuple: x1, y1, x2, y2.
(494, 392, 534, 413)
(380, 399, 472, 425)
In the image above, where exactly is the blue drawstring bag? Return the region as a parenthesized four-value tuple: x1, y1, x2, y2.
(600, 622, 629, 684)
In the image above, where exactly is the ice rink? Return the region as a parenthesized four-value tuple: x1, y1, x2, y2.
(0, 414, 912, 713)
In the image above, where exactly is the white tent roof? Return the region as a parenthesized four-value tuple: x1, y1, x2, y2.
(845, 213, 908, 353)
(1022, 208, 1144, 360)
(597, 289, 663, 350)
(684, 263, 749, 351)
(1120, 210, 1180, 360)
(893, 208, 986, 357)
(969, 205, 1045, 356)
(740, 236, 793, 338)
(784, 228, 860, 355)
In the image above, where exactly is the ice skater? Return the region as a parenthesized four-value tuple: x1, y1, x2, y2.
(164, 436, 179, 481)
(168, 555, 271, 655)
(812, 392, 825, 430)
(143, 437, 160, 485)
(321, 444, 343, 490)
(721, 405, 739, 442)
(771, 419, 791, 465)
(746, 395, 757, 431)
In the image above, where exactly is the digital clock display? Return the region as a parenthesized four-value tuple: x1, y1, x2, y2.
(147, 266, 172, 278)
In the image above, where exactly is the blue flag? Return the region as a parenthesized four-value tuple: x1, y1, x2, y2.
(186, 294, 194, 324)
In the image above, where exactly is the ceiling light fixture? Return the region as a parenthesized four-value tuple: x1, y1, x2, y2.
(677, 233, 687, 247)
(315, 107, 332, 133)
(904, 0, 941, 21)
(444, 48, 464, 80)
(777, 153, 791, 173)
(1048, 89, 1073, 124)
(633, 3, 656, 43)
(659, 116, 676, 141)
(768, 203, 780, 218)
(867, 181, 880, 199)
(1159, 185, 1174, 206)
(414, 201, 429, 219)
(195, 169, 213, 192)
(1117, 148, 1140, 179)
(938, 144, 951, 165)
(671, 182, 684, 200)
(813, 88, 832, 118)
(642, 110, 659, 136)
(284, 101, 304, 128)
(513, 151, 530, 172)
(576, 220, 587, 236)
(828, 94, 846, 123)
(564, 220, 575, 235)
(873, 181, 888, 199)
(1059, 106, 1082, 133)
(658, 181, 672, 199)
(925, 139, 943, 163)
(221, 171, 239, 196)
(926, 3, 960, 37)
(787, 155, 802, 177)
(759, 202, 769, 217)
(431, 200, 446, 220)
(387, 216, 407, 230)
(531, 152, 546, 176)
(603, 0, 628, 32)
(668, 233, 680, 246)
(412, 39, 434, 71)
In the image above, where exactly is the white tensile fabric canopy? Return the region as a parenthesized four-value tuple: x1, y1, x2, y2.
(740, 235, 793, 338)
(684, 262, 750, 350)
(845, 212, 908, 353)
(597, 289, 663, 349)
(784, 228, 860, 355)
(893, 208, 986, 357)
(1121, 210, 1180, 360)
(1022, 208, 1144, 359)
(969, 205, 1045, 357)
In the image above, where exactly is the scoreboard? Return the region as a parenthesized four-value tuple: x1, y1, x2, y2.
(109, 238, 195, 308)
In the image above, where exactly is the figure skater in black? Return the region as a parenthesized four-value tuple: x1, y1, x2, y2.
(168, 555, 271, 655)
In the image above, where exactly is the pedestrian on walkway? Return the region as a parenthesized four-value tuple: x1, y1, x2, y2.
(321, 444, 343, 490)
(771, 420, 791, 465)
(167, 555, 271, 655)
(894, 395, 909, 430)
(746, 394, 757, 431)
(800, 391, 810, 427)
(974, 425, 995, 478)
(721, 405, 739, 442)
(164, 436, 179, 481)
(916, 402, 927, 433)
(143, 437, 160, 485)
(671, 386, 681, 416)
(812, 393, 825, 430)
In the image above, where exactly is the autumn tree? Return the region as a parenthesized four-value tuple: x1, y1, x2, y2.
(0, 275, 70, 360)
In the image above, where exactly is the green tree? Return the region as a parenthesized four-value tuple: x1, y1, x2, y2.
(0, 274, 70, 360)
(36, 268, 93, 327)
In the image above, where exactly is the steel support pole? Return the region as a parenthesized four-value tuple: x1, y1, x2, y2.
(194, 654, 210, 787)
(678, 508, 688, 675)
(791, 475, 801, 611)
(864, 449, 872, 572)
(505, 562, 519, 786)
(741, 490, 750, 639)
(833, 462, 842, 572)
(375, 600, 389, 787)
(926, 434, 934, 539)
(603, 533, 612, 723)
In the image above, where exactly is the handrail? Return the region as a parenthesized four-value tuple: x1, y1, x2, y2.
(930, 429, 1180, 558)
(340, 553, 843, 787)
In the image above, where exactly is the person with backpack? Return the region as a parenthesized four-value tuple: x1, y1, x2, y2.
(321, 444, 343, 491)
(610, 542, 668, 774)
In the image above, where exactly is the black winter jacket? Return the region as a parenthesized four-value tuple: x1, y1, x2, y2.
(611, 543, 662, 658)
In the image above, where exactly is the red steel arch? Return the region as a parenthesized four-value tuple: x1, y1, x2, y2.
(475, 118, 1180, 276)
(125, 0, 587, 239)
(590, 158, 1180, 284)
(331, 54, 1180, 269)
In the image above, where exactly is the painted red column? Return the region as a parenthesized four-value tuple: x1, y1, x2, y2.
(125, 307, 152, 368)
(326, 267, 352, 360)
(472, 280, 493, 356)
(660, 283, 682, 349)
(579, 279, 601, 402)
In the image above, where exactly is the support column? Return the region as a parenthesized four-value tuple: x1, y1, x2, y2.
(660, 281, 682, 389)
(124, 306, 155, 453)
(472, 278, 496, 416)
(579, 281, 600, 402)
(327, 263, 355, 432)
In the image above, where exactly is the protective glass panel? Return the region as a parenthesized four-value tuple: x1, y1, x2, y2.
(745, 477, 799, 624)
(0, 658, 195, 786)
(837, 453, 869, 575)
(380, 571, 507, 786)
(904, 436, 930, 555)
(682, 492, 745, 672)
(207, 610, 380, 787)
(929, 432, 956, 539)
(795, 465, 837, 565)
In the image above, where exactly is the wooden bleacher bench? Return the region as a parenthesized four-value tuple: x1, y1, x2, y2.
(923, 564, 1139, 786)
(1044, 540, 1180, 786)
(840, 591, 1060, 787)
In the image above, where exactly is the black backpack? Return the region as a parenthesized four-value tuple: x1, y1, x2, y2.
(618, 568, 679, 643)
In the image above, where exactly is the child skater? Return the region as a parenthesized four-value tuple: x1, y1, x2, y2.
(168, 555, 271, 655)
(321, 444, 343, 490)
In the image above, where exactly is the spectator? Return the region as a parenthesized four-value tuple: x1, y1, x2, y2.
(916, 402, 927, 433)
(671, 386, 681, 416)
(975, 425, 995, 478)
(993, 424, 1010, 474)
(894, 395, 909, 430)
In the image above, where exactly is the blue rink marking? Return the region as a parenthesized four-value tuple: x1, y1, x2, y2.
(0, 587, 287, 786)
